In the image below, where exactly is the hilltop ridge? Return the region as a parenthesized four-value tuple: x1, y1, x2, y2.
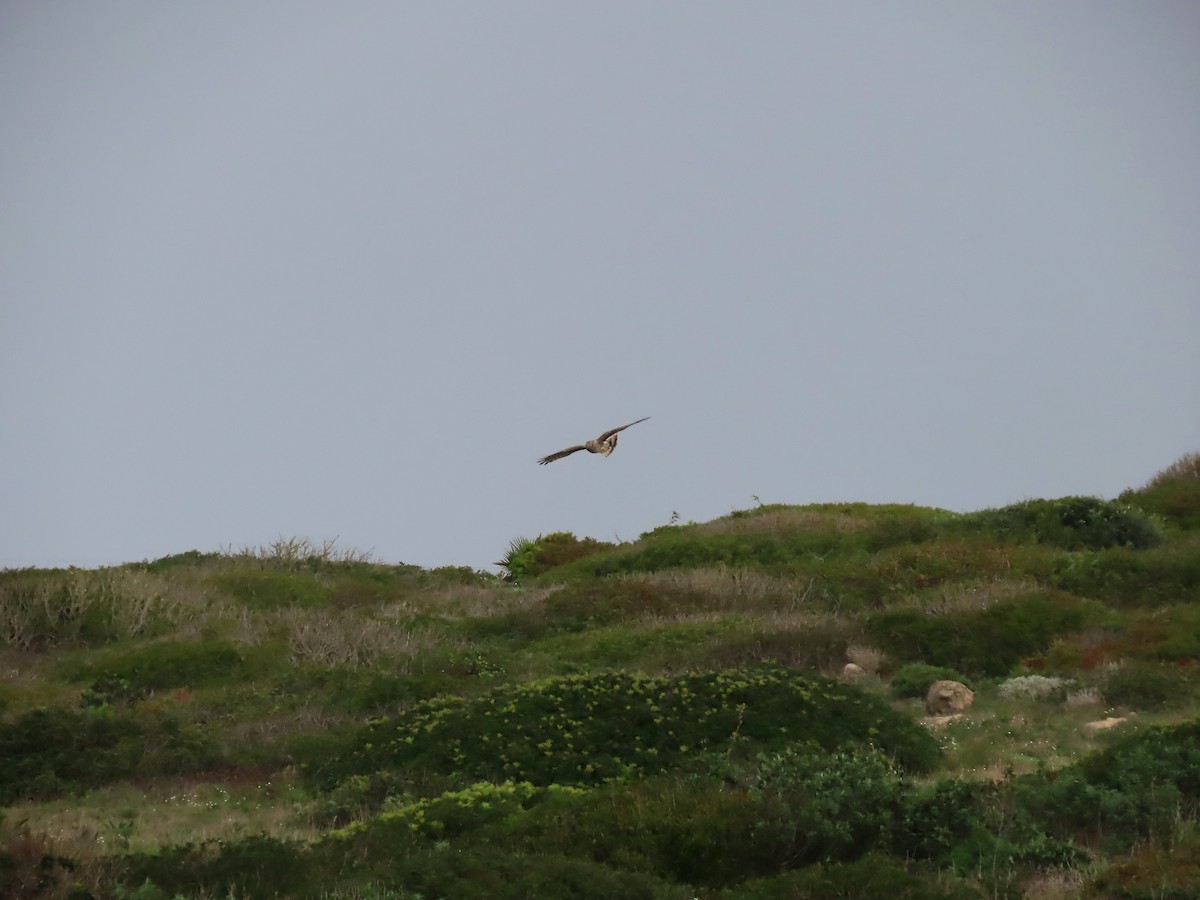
(2, 453, 1199, 898)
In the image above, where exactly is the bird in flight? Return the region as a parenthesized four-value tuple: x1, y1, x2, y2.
(537, 417, 650, 465)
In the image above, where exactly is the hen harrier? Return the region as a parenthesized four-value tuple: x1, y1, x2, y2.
(537, 417, 650, 465)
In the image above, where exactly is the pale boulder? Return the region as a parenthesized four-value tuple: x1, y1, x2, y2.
(1085, 716, 1129, 733)
(926, 680, 974, 715)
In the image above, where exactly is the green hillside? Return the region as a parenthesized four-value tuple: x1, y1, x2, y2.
(3, 454, 1199, 899)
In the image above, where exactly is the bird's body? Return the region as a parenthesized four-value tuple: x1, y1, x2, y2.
(537, 417, 650, 465)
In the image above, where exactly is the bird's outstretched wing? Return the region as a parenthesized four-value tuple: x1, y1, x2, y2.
(597, 416, 650, 441)
(537, 444, 587, 465)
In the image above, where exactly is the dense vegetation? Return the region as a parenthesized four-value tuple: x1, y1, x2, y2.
(2, 455, 1199, 898)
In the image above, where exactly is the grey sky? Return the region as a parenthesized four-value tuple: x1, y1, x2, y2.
(3, 3, 1198, 571)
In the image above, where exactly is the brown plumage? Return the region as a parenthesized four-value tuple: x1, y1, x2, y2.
(537, 417, 650, 465)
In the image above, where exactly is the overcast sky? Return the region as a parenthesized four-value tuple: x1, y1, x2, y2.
(3, 3, 1198, 572)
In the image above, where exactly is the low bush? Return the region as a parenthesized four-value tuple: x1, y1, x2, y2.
(1120, 452, 1200, 531)
(996, 675, 1073, 701)
(121, 834, 313, 899)
(1102, 661, 1200, 710)
(65, 639, 255, 692)
(746, 746, 906, 866)
(867, 592, 1087, 676)
(305, 667, 941, 792)
(954, 496, 1163, 550)
(140, 549, 222, 572)
(127, 836, 674, 900)
(1013, 718, 1200, 852)
(0, 707, 219, 803)
(1051, 542, 1200, 607)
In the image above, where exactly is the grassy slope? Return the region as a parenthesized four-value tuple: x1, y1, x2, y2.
(2, 458, 1199, 898)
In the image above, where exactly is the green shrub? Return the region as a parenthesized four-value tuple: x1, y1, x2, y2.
(868, 592, 1087, 676)
(1051, 542, 1200, 607)
(746, 746, 906, 865)
(305, 667, 940, 792)
(1102, 662, 1200, 710)
(1121, 452, 1200, 531)
(124, 831, 673, 900)
(139, 550, 221, 572)
(890, 779, 986, 862)
(314, 666, 455, 712)
(524, 775, 771, 886)
(121, 835, 312, 899)
(891, 663, 971, 699)
(0, 707, 219, 803)
(1013, 718, 1200, 852)
(66, 639, 253, 692)
(956, 496, 1163, 550)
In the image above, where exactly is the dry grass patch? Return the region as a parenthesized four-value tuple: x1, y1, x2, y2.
(1020, 868, 1088, 899)
(918, 575, 1042, 615)
(1065, 687, 1105, 710)
(419, 582, 556, 618)
(0, 569, 189, 649)
(224, 706, 358, 747)
(846, 643, 886, 674)
(7, 771, 319, 859)
(285, 609, 440, 669)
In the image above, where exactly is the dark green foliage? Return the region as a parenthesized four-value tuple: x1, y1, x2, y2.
(66, 639, 255, 692)
(1010, 718, 1200, 852)
(1103, 661, 1200, 709)
(723, 854, 986, 899)
(216, 569, 330, 609)
(315, 666, 455, 712)
(1076, 718, 1200, 801)
(955, 496, 1162, 550)
(79, 673, 147, 709)
(306, 667, 940, 792)
(1145, 604, 1200, 661)
(0, 707, 219, 803)
(890, 779, 986, 862)
(1051, 542, 1200, 607)
(1121, 452, 1200, 531)
(746, 746, 907, 865)
(867, 592, 1087, 676)
(890, 663, 972, 698)
(139, 550, 221, 572)
(124, 826, 676, 900)
(122, 835, 311, 899)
